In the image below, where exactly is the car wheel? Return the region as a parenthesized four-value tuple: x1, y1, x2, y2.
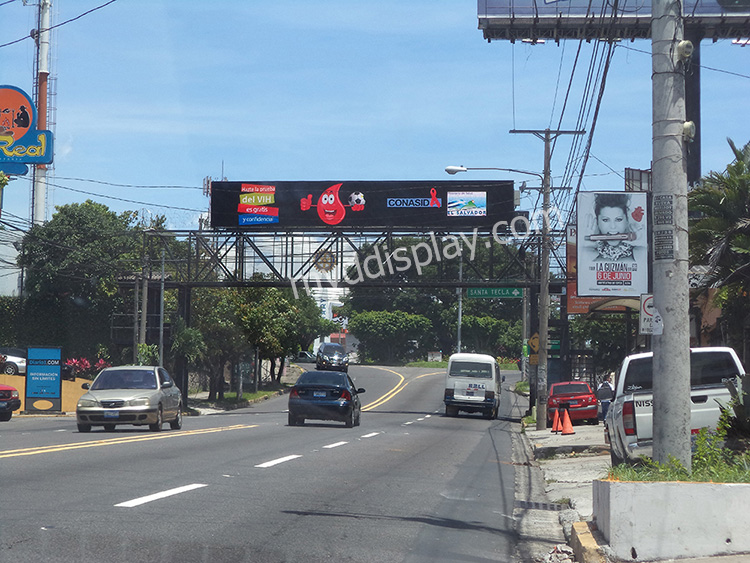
(150, 406, 163, 432)
(355, 408, 361, 427)
(3, 363, 18, 375)
(345, 409, 355, 428)
(288, 412, 297, 426)
(587, 418, 599, 425)
(445, 405, 458, 417)
(0, 412, 12, 422)
(103, 424, 116, 432)
(77, 423, 91, 433)
(610, 448, 625, 466)
(170, 407, 183, 430)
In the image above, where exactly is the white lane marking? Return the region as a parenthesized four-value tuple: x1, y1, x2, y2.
(361, 432, 380, 438)
(404, 421, 414, 425)
(255, 454, 302, 468)
(323, 441, 348, 449)
(115, 483, 208, 508)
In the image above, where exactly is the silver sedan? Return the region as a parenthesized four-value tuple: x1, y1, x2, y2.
(76, 366, 182, 433)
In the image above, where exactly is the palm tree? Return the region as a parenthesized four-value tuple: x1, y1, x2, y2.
(689, 138, 750, 356)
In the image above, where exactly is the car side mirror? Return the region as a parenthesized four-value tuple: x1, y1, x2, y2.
(82, 383, 90, 390)
(356, 388, 365, 394)
(162, 380, 173, 388)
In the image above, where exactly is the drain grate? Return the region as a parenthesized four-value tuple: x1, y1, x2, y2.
(514, 500, 569, 511)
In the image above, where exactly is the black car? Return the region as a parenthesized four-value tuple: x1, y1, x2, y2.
(288, 370, 364, 427)
(315, 342, 349, 372)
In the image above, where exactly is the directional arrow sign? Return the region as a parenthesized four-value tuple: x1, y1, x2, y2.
(466, 287, 523, 299)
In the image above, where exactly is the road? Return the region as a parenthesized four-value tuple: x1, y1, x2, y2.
(1, 365, 524, 563)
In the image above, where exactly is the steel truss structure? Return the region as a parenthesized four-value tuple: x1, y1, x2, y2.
(137, 228, 569, 292)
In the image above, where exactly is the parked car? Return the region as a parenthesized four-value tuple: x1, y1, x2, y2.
(605, 346, 743, 465)
(0, 347, 27, 375)
(293, 351, 315, 363)
(444, 353, 504, 419)
(76, 366, 182, 433)
(547, 381, 599, 426)
(316, 342, 349, 372)
(0, 384, 22, 421)
(288, 370, 364, 427)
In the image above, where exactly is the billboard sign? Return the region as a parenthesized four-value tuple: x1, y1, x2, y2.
(478, 0, 750, 41)
(210, 180, 517, 231)
(0, 85, 54, 175)
(576, 191, 649, 297)
(24, 347, 62, 413)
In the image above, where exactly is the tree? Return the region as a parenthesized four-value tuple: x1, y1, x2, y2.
(689, 138, 750, 356)
(16, 200, 140, 359)
(348, 310, 432, 364)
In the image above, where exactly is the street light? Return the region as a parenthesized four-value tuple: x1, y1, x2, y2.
(445, 165, 543, 182)
(445, 163, 551, 430)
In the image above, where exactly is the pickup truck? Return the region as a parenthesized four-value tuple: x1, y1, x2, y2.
(605, 346, 744, 465)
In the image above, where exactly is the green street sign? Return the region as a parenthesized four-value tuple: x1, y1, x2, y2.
(466, 287, 524, 299)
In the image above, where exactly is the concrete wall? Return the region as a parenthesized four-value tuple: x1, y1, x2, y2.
(0, 373, 89, 414)
(593, 479, 750, 561)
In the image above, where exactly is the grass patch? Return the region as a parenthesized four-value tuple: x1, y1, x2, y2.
(406, 360, 448, 368)
(515, 380, 530, 394)
(609, 429, 750, 483)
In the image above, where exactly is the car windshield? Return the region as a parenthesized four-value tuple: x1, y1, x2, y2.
(91, 369, 157, 390)
(449, 361, 492, 378)
(298, 372, 346, 386)
(623, 351, 741, 393)
(321, 345, 345, 355)
(552, 383, 591, 395)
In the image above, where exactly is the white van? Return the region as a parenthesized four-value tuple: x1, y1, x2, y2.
(444, 353, 503, 419)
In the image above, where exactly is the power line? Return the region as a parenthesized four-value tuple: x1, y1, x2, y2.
(0, 0, 118, 49)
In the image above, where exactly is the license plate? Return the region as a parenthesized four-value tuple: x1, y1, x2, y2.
(313, 391, 326, 398)
(0, 401, 6, 409)
(103, 410, 119, 419)
(570, 402, 579, 407)
(466, 390, 474, 396)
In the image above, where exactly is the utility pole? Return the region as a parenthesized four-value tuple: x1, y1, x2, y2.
(32, 0, 52, 225)
(511, 128, 584, 430)
(651, 0, 692, 469)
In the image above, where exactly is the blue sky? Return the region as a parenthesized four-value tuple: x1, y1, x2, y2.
(1, 0, 748, 234)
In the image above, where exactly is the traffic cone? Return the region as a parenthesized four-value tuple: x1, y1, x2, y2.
(561, 408, 575, 435)
(551, 408, 561, 433)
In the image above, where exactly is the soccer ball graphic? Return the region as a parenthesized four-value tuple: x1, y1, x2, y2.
(348, 192, 366, 207)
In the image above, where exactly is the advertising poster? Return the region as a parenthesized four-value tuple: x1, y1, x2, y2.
(210, 180, 516, 231)
(25, 347, 62, 413)
(576, 191, 649, 297)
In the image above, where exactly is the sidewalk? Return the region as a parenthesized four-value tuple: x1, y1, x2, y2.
(515, 404, 750, 563)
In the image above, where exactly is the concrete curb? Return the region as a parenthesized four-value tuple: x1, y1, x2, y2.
(571, 521, 608, 563)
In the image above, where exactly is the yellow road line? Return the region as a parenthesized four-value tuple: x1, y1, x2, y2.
(361, 367, 441, 411)
(0, 424, 257, 459)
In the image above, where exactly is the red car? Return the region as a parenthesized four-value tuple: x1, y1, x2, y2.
(0, 384, 22, 422)
(547, 381, 599, 426)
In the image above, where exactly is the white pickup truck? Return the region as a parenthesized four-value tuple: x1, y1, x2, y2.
(605, 346, 744, 465)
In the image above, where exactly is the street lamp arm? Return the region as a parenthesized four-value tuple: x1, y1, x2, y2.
(445, 165, 544, 182)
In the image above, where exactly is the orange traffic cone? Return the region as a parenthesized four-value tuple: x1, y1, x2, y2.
(561, 408, 575, 435)
(551, 408, 561, 433)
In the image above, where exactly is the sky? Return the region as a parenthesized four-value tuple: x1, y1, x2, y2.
(0, 1, 748, 267)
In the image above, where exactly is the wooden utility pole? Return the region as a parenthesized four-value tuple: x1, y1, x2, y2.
(511, 128, 584, 430)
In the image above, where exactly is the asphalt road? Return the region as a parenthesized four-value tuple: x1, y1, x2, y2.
(1, 365, 523, 563)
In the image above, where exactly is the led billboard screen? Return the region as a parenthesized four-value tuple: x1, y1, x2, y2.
(478, 0, 750, 41)
(210, 180, 517, 231)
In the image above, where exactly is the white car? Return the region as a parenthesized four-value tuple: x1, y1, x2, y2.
(76, 366, 183, 433)
(0, 347, 26, 375)
(606, 346, 743, 465)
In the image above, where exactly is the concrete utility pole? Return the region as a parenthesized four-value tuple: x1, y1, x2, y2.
(651, 0, 692, 469)
(32, 0, 52, 225)
(511, 129, 583, 430)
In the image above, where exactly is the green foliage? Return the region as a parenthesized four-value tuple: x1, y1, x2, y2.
(515, 380, 530, 394)
(169, 316, 207, 368)
(348, 309, 432, 364)
(137, 343, 159, 366)
(569, 314, 631, 375)
(609, 429, 750, 483)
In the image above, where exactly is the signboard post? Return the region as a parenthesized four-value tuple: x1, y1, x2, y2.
(24, 347, 62, 413)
